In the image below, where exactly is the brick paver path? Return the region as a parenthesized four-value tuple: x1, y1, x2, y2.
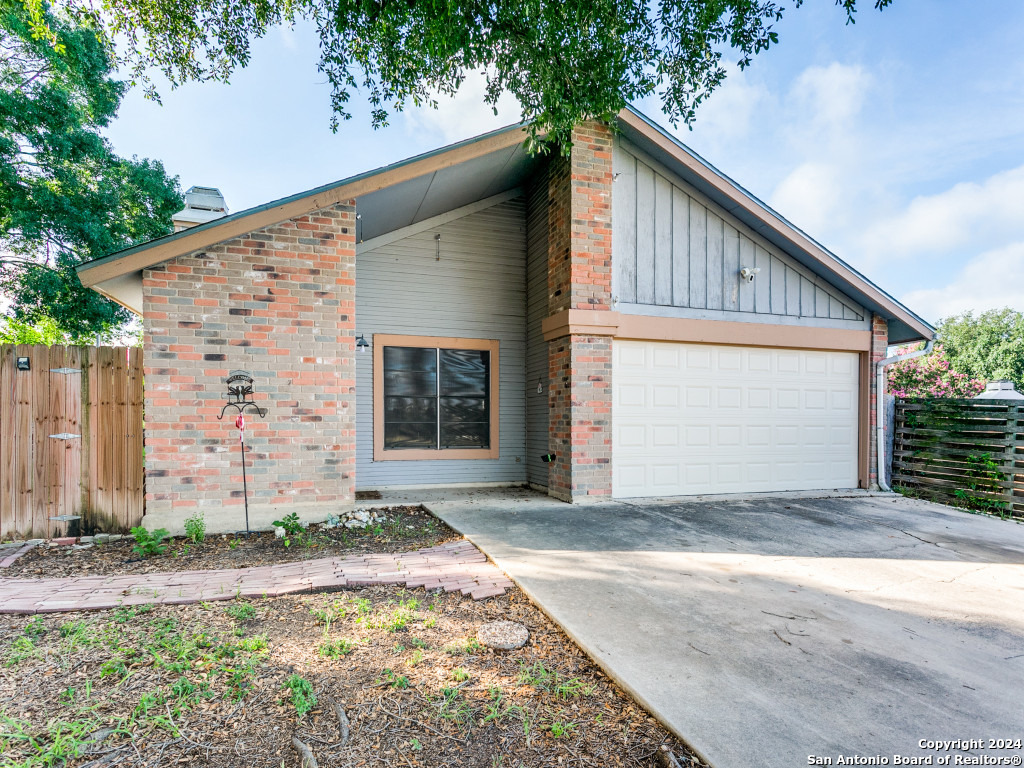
(0, 540, 514, 615)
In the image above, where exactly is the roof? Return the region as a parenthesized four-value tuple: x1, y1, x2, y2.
(77, 106, 934, 343)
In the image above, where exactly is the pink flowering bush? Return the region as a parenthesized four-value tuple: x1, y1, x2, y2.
(887, 344, 986, 399)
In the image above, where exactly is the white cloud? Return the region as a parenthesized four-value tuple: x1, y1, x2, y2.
(790, 63, 871, 133)
(402, 70, 522, 144)
(860, 164, 1024, 263)
(688, 67, 770, 144)
(770, 162, 843, 235)
(900, 242, 1024, 323)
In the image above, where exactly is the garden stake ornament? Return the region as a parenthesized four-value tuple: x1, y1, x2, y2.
(218, 372, 266, 535)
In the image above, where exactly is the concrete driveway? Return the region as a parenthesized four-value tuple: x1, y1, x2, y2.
(426, 491, 1024, 768)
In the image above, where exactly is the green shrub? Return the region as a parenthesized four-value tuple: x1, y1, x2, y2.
(282, 674, 317, 718)
(130, 527, 170, 557)
(184, 513, 205, 544)
(272, 512, 303, 536)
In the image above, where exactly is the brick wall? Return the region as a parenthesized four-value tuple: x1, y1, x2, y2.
(869, 313, 889, 487)
(546, 122, 615, 501)
(141, 203, 357, 533)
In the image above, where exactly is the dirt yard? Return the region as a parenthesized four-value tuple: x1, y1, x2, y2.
(0, 506, 704, 766)
(0, 584, 702, 767)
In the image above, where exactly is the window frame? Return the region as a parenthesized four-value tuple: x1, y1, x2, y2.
(373, 334, 500, 461)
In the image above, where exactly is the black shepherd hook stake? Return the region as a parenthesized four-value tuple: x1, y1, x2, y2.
(217, 372, 266, 536)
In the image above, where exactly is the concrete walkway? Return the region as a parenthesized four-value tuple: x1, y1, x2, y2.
(0, 540, 512, 614)
(426, 490, 1024, 768)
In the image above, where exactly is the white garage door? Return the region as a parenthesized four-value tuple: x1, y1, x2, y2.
(612, 340, 860, 497)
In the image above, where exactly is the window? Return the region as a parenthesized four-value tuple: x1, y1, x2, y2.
(373, 335, 499, 460)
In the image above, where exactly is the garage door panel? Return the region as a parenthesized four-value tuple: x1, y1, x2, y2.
(613, 340, 860, 497)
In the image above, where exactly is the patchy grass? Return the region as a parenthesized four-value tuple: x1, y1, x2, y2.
(0, 586, 702, 767)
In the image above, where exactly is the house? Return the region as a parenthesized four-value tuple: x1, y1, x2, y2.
(76, 108, 935, 534)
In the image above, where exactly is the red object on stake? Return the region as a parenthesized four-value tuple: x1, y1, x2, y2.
(218, 372, 266, 536)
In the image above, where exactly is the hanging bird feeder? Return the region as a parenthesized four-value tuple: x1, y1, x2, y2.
(217, 371, 266, 535)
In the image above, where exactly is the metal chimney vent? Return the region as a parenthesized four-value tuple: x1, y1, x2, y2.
(172, 186, 230, 232)
(974, 380, 1024, 400)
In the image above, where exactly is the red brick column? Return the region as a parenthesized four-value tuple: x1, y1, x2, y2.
(141, 202, 357, 533)
(869, 314, 889, 488)
(546, 122, 614, 502)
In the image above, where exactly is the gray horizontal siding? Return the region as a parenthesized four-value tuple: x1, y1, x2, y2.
(525, 168, 550, 489)
(356, 198, 528, 488)
(613, 137, 867, 329)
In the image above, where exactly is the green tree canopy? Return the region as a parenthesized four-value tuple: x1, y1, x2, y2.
(1, 0, 181, 341)
(937, 308, 1024, 390)
(20, 0, 891, 149)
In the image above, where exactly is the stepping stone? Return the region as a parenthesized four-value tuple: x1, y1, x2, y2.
(477, 620, 529, 650)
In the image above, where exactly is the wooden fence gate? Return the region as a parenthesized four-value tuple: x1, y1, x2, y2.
(892, 397, 1024, 521)
(0, 345, 144, 540)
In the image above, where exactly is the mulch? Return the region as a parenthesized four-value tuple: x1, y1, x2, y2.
(0, 584, 707, 767)
(5, 506, 458, 579)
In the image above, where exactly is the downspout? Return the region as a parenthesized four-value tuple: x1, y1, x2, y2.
(875, 339, 935, 491)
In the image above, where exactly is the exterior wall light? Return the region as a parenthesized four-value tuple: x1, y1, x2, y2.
(740, 267, 761, 283)
(356, 334, 370, 353)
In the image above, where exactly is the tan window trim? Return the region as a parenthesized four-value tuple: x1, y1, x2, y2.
(373, 334, 500, 461)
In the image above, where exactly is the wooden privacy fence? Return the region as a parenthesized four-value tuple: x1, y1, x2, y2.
(893, 398, 1024, 521)
(0, 345, 144, 540)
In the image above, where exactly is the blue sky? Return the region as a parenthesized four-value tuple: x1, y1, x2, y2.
(105, 0, 1024, 325)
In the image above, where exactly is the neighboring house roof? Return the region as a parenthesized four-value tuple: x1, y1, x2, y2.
(77, 106, 934, 343)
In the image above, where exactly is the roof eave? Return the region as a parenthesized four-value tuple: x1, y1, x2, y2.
(77, 121, 531, 287)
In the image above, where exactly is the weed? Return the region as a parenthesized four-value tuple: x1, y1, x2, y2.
(451, 667, 470, 682)
(282, 674, 317, 718)
(444, 638, 483, 655)
(184, 513, 206, 544)
(0, 713, 105, 766)
(58, 620, 96, 650)
(517, 660, 557, 688)
(6, 636, 38, 667)
(99, 658, 129, 681)
(424, 616, 437, 628)
(549, 720, 577, 738)
(392, 643, 406, 654)
(237, 635, 268, 652)
(370, 606, 415, 633)
(134, 690, 166, 718)
(226, 603, 256, 621)
(409, 637, 429, 649)
(112, 604, 153, 624)
(23, 617, 46, 638)
(130, 526, 170, 557)
(434, 686, 472, 724)
(410, 737, 423, 751)
(352, 597, 372, 615)
(228, 538, 239, 550)
(554, 678, 596, 699)
(406, 649, 424, 667)
(309, 601, 347, 625)
(517, 660, 594, 698)
(379, 668, 410, 689)
(318, 638, 355, 658)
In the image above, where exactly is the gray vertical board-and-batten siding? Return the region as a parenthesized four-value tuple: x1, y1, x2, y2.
(525, 167, 551, 489)
(612, 137, 868, 329)
(355, 198, 528, 489)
